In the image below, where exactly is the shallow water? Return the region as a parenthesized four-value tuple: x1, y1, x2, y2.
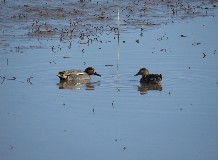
(0, 0, 218, 160)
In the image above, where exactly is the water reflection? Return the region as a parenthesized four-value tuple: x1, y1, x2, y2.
(137, 83, 162, 95)
(57, 80, 100, 90)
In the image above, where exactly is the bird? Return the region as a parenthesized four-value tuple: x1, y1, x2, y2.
(57, 67, 101, 81)
(134, 68, 162, 84)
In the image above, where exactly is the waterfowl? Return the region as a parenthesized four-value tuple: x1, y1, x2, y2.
(134, 68, 162, 84)
(57, 67, 101, 81)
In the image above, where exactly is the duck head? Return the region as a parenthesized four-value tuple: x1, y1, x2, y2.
(134, 68, 149, 77)
(85, 67, 101, 77)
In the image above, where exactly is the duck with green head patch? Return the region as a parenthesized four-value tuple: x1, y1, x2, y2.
(57, 67, 101, 81)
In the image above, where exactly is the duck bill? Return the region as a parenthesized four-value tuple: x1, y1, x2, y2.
(94, 72, 101, 77)
(134, 73, 139, 76)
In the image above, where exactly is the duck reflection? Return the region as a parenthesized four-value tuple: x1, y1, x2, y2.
(57, 79, 100, 90)
(137, 83, 162, 95)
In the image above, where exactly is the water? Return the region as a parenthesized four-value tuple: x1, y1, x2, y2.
(0, 0, 218, 160)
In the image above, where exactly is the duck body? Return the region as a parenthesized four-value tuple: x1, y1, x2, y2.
(57, 67, 101, 81)
(139, 74, 162, 84)
(135, 68, 162, 84)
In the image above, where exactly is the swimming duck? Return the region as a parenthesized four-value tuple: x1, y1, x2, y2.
(57, 67, 101, 81)
(134, 68, 162, 84)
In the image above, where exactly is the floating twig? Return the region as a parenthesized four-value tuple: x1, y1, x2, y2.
(192, 42, 201, 46)
(49, 61, 56, 64)
(181, 34, 187, 37)
(51, 46, 55, 53)
(7, 77, 16, 80)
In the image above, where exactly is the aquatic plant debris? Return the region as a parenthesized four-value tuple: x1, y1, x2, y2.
(0, 0, 217, 52)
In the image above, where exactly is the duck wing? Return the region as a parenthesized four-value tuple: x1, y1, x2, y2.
(57, 69, 85, 80)
(147, 74, 162, 83)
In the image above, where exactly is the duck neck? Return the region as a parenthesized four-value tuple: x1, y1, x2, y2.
(142, 75, 148, 78)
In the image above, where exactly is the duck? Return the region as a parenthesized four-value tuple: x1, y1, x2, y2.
(134, 68, 162, 84)
(57, 67, 101, 81)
